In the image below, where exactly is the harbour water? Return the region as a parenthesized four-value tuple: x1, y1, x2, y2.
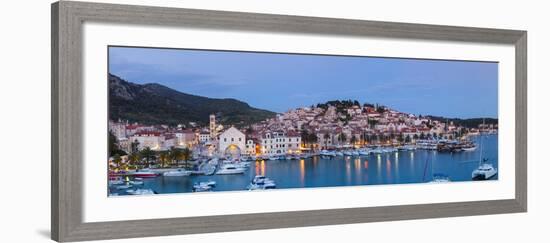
(112, 134, 498, 195)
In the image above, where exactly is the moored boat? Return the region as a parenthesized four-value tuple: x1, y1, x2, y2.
(216, 164, 246, 175)
(472, 161, 498, 180)
(126, 188, 155, 195)
(163, 169, 192, 177)
(131, 169, 158, 178)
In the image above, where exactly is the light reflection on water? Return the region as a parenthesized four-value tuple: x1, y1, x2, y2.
(112, 135, 498, 195)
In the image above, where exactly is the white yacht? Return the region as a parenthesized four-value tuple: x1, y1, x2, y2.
(358, 149, 371, 156)
(248, 175, 277, 190)
(129, 180, 143, 185)
(335, 151, 344, 156)
(320, 150, 336, 157)
(471, 123, 498, 180)
(371, 148, 384, 154)
(163, 169, 191, 177)
(252, 175, 275, 184)
(192, 184, 212, 192)
(430, 173, 451, 183)
(126, 188, 155, 195)
(461, 143, 477, 151)
(194, 180, 217, 189)
(472, 161, 498, 180)
(216, 164, 246, 175)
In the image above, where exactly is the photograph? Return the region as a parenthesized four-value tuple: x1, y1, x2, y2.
(107, 46, 499, 196)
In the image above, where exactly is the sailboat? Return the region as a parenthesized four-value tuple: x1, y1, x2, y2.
(472, 120, 498, 180)
(424, 151, 451, 183)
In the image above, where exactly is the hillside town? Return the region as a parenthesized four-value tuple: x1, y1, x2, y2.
(109, 101, 497, 159)
(108, 101, 499, 195)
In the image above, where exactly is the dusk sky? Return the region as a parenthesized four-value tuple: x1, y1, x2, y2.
(109, 46, 498, 119)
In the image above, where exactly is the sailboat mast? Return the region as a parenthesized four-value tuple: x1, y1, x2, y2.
(478, 118, 485, 166)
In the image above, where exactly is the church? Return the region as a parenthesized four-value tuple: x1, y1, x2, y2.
(218, 126, 246, 157)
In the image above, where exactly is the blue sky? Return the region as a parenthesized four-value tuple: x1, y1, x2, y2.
(109, 46, 498, 119)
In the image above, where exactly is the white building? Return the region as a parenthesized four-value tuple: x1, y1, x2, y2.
(260, 131, 301, 155)
(198, 132, 211, 143)
(218, 127, 246, 156)
(129, 132, 165, 151)
(245, 139, 257, 155)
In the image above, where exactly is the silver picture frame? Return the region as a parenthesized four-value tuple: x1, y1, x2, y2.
(51, 1, 527, 242)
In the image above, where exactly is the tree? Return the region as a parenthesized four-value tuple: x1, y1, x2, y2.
(181, 147, 193, 169)
(158, 151, 169, 168)
(127, 152, 140, 167)
(169, 147, 183, 166)
(350, 135, 357, 145)
(307, 132, 318, 151)
(368, 119, 378, 129)
(337, 133, 347, 145)
(323, 133, 330, 148)
(301, 130, 310, 147)
(112, 154, 122, 169)
(108, 131, 126, 157)
(413, 134, 419, 140)
(139, 147, 155, 168)
(397, 133, 404, 143)
(405, 134, 412, 143)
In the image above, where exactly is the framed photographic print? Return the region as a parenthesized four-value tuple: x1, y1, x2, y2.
(52, 1, 527, 242)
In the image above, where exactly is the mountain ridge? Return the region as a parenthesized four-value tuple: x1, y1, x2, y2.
(108, 73, 276, 127)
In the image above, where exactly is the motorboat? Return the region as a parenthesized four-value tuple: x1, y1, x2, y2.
(248, 175, 276, 190)
(430, 173, 451, 183)
(216, 164, 246, 175)
(194, 180, 217, 188)
(108, 177, 125, 186)
(385, 147, 398, 153)
(320, 150, 336, 157)
(335, 151, 344, 156)
(131, 169, 158, 178)
(236, 161, 251, 168)
(115, 184, 132, 190)
(267, 156, 279, 161)
(163, 169, 192, 177)
(129, 180, 143, 185)
(351, 150, 360, 156)
(252, 175, 275, 184)
(343, 150, 353, 156)
(371, 148, 384, 154)
(126, 188, 155, 195)
(472, 162, 498, 180)
(461, 143, 477, 151)
(358, 149, 371, 156)
(192, 184, 212, 192)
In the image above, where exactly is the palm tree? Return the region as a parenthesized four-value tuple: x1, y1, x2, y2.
(301, 130, 310, 147)
(337, 133, 347, 145)
(158, 151, 169, 168)
(127, 152, 140, 167)
(169, 147, 182, 167)
(307, 133, 318, 151)
(112, 154, 122, 169)
(181, 147, 193, 169)
(140, 147, 155, 168)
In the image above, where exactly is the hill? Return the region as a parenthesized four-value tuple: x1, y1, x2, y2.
(109, 74, 276, 127)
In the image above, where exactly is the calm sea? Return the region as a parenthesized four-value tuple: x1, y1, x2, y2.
(112, 134, 498, 195)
